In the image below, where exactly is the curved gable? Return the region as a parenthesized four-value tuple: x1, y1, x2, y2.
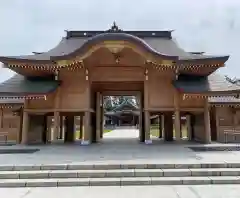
(50, 33, 179, 61)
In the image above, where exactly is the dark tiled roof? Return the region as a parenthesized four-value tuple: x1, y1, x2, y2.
(173, 73, 240, 94)
(0, 74, 60, 96)
(0, 37, 87, 62)
(66, 30, 173, 39)
(105, 111, 140, 116)
(111, 99, 138, 112)
(143, 38, 228, 61)
(0, 31, 228, 63)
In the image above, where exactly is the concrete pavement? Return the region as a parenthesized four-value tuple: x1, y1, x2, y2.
(0, 138, 240, 165)
(103, 128, 139, 139)
(1, 185, 240, 198)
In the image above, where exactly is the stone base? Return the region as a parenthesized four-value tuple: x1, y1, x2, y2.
(81, 140, 90, 146)
(144, 139, 152, 145)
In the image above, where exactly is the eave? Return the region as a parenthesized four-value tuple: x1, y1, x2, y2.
(0, 74, 60, 97)
(173, 73, 240, 98)
(0, 56, 53, 64)
(177, 55, 229, 64)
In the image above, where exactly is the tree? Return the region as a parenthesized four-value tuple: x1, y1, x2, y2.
(103, 96, 139, 111)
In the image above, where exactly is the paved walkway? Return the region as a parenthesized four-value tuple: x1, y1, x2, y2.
(0, 139, 240, 165)
(2, 185, 240, 198)
(0, 128, 239, 165)
(103, 128, 139, 139)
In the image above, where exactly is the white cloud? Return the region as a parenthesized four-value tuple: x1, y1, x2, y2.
(0, 0, 240, 78)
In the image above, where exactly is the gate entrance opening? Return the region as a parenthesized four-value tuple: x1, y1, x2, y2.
(90, 81, 145, 143)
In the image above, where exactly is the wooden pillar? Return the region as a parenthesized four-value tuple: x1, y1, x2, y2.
(204, 100, 211, 144)
(82, 111, 90, 145)
(174, 110, 181, 141)
(161, 114, 164, 139)
(53, 78, 60, 142)
(96, 92, 101, 142)
(164, 112, 173, 141)
(174, 90, 181, 141)
(186, 115, 192, 141)
(21, 111, 29, 144)
(158, 114, 162, 138)
(65, 115, 74, 143)
(79, 115, 83, 139)
(18, 108, 23, 144)
(42, 115, 48, 144)
(47, 116, 52, 143)
(81, 69, 91, 145)
(210, 108, 217, 141)
(59, 115, 63, 139)
(144, 111, 151, 143)
(144, 69, 151, 144)
(100, 104, 104, 139)
(0, 108, 3, 129)
(53, 111, 59, 142)
(139, 92, 144, 142)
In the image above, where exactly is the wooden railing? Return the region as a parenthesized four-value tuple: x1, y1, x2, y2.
(0, 128, 18, 144)
(0, 132, 8, 144)
(222, 127, 240, 143)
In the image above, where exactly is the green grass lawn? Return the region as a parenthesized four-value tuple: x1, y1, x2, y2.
(150, 124, 187, 138)
(103, 129, 112, 133)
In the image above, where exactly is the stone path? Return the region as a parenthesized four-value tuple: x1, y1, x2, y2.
(0, 140, 240, 165)
(0, 127, 239, 166)
(103, 128, 139, 139)
(2, 185, 240, 198)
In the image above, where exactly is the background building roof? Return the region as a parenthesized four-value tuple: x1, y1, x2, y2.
(173, 73, 240, 94)
(0, 74, 60, 96)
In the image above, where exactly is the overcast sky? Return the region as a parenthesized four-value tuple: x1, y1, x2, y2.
(0, 0, 240, 82)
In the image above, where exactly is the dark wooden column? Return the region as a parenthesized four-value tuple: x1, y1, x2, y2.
(204, 100, 211, 143)
(21, 111, 29, 144)
(139, 91, 145, 142)
(96, 92, 101, 142)
(64, 115, 74, 143)
(186, 114, 192, 140)
(18, 108, 23, 144)
(79, 115, 83, 139)
(210, 108, 217, 141)
(42, 115, 48, 144)
(158, 114, 162, 138)
(59, 115, 63, 139)
(91, 112, 97, 143)
(164, 112, 173, 141)
(100, 106, 103, 138)
(140, 111, 145, 142)
(190, 114, 195, 140)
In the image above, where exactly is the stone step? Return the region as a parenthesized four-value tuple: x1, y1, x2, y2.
(1, 168, 240, 179)
(0, 176, 239, 187)
(1, 162, 239, 171)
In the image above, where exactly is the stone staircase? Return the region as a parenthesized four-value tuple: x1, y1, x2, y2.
(0, 162, 240, 187)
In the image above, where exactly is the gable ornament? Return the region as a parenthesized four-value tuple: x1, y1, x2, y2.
(107, 21, 122, 32)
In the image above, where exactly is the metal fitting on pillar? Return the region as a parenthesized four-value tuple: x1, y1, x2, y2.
(144, 139, 152, 145)
(144, 69, 148, 81)
(54, 70, 59, 80)
(175, 69, 179, 80)
(85, 69, 89, 81)
(81, 140, 90, 145)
